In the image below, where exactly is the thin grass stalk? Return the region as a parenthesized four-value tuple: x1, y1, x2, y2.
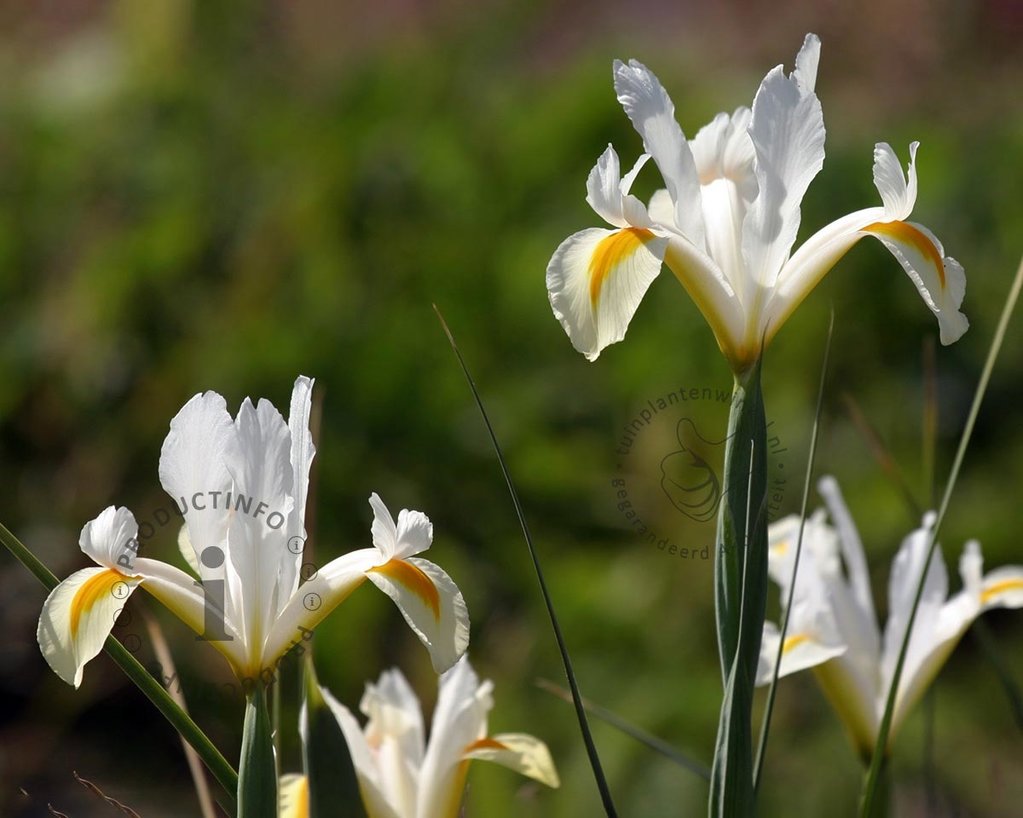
(434, 305, 618, 818)
(859, 254, 1023, 816)
(0, 521, 238, 806)
(142, 608, 218, 818)
(754, 309, 834, 790)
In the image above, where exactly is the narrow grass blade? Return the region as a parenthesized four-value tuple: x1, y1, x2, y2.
(859, 254, 1023, 816)
(754, 309, 834, 790)
(301, 657, 366, 818)
(853, 337, 1023, 757)
(239, 683, 277, 818)
(0, 521, 238, 806)
(142, 608, 218, 818)
(536, 678, 711, 780)
(434, 305, 618, 818)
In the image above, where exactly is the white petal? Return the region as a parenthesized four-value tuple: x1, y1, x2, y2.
(370, 494, 434, 561)
(361, 668, 426, 769)
(768, 143, 968, 348)
(177, 523, 200, 576)
(394, 510, 433, 560)
(226, 396, 295, 657)
(280, 376, 317, 604)
(261, 549, 378, 670)
(546, 226, 667, 361)
(78, 506, 142, 574)
(873, 142, 918, 221)
(366, 557, 470, 674)
(863, 219, 969, 345)
(417, 658, 491, 818)
(360, 670, 425, 816)
(612, 59, 706, 247)
(158, 391, 238, 583)
(980, 565, 1023, 610)
(742, 45, 826, 291)
(37, 567, 142, 688)
(817, 476, 877, 625)
(690, 107, 756, 196)
(585, 146, 650, 229)
(463, 733, 560, 788)
(756, 610, 846, 687)
(793, 33, 821, 94)
(370, 493, 400, 559)
(318, 691, 402, 818)
(133, 556, 248, 674)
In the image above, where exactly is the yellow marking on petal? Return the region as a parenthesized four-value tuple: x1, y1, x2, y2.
(588, 227, 655, 307)
(370, 558, 441, 620)
(981, 578, 1023, 605)
(864, 220, 946, 289)
(772, 540, 790, 555)
(69, 569, 123, 638)
(782, 633, 810, 654)
(464, 736, 508, 754)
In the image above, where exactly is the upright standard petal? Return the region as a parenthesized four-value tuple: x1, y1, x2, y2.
(547, 225, 667, 361)
(225, 395, 295, 661)
(613, 59, 706, 247)
(279, 376, 317, 606)
(158, 391, 239, 604)
(742, 35, 825, 297)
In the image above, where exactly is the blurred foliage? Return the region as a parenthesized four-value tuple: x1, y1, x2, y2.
(1, 0, 1022, 815)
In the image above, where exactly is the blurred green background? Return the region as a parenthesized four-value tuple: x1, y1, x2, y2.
(1, 0, 1022, 815)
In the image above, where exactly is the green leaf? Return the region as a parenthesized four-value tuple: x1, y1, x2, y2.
(709, 360, 768, 818)
(302, 657, 367, 818)
(239, 683, 277, 818)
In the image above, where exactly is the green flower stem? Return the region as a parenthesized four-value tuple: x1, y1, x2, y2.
(861, 760, 891, 818)
(0, 521, 238, 808)
(709, 362, 768, 818)
(239, 682, 277, 818)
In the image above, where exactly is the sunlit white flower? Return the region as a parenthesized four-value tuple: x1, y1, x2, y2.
(280, 657, 559, 818)
(37, 376, 469, 686)
(546, 34, 968, 372)
(756, 476, 1023, 754)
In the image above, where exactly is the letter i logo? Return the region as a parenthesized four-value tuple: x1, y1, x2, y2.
(195, 546, 233, 642)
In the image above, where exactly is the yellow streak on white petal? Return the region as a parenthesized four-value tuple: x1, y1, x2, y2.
(981, 578, 1023, 605)
(369, 558, 441, 620)
(70, 569, 124, 638)
(588, 227, 656, 307)
(781, 633, 810, 654)
(863, 221, 946, 289)
(464, 737, 508, 753)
